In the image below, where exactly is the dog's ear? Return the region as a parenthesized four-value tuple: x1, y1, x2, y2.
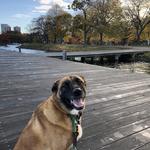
(79, 75, 86, 86)
(52, 80, 60, 93)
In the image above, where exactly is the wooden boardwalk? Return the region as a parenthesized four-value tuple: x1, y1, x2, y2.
(0, 50, 150, 150)
(45, 47, 150, 58)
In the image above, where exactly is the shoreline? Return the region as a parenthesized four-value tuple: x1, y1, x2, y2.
(21, 43, 131, 52)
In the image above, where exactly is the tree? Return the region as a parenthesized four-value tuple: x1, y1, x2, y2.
(31, 16, 48, 43)
(55, 13, 72, 43)
(69, 0, 91, 45)
(72, 14, 83, 37)
(47, 4, 65, 17)
(143, 24, 150, 45)
(0, 34, 10, 44)
(92, 0, 123, 45)
(46, 4, 72, 43)
(124, 0, 150, 42)
(108, 14, 133, 45)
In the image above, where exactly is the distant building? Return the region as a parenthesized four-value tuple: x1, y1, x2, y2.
(14, 26, 21, 33)
(1, 24, 11, 33)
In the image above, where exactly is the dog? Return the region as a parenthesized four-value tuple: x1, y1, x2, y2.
(14, 75, 86, 150)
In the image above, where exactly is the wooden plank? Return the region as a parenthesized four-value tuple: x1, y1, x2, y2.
(0, 50, 150, 150)
(98, 128, 150, 150)
(136, 142, 150, 150)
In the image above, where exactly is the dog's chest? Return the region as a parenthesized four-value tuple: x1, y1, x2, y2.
(77, 124, 83, 140)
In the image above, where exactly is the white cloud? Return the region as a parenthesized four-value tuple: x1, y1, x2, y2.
(33, 5, 52, 13)
(54, 0, 70, 7)
(12, 14, 31, 18)
(33, 0, 71, 13)
(38, 0, 51, 5)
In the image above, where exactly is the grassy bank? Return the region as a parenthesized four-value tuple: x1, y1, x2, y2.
(21, 43, 130, 52)
(143, 52, 150, 62)
(119, 62, 150, 74)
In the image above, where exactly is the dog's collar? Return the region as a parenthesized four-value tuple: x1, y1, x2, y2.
(68, 112, 82, 150)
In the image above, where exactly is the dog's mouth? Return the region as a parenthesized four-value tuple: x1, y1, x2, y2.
(71, 98, 85, 110)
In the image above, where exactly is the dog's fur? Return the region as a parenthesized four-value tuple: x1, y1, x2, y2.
(14, 75, 86, 150)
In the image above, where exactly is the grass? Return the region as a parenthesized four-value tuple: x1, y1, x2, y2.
(119, 62, 150, 74)
(21, 43, 130, 52)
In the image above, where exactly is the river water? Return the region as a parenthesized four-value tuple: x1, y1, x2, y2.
(0, 44, 47, 55)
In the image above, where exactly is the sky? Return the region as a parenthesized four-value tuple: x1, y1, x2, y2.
(0, 0, 73, 33)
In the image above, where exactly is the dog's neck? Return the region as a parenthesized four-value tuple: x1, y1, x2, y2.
(51, 95, 69, 115)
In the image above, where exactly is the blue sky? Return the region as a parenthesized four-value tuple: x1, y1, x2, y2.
(0, 0, 73, 33)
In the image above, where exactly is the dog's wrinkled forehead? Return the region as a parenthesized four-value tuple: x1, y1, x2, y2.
(62, 75, 86, 86)
(52, 75, 86, 93)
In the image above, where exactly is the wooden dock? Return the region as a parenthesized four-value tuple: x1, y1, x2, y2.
(47, 48, 150, 58)
(0, 50, 150, 150)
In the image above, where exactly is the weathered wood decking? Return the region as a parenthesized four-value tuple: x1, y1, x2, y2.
(0, 50, 150, 150)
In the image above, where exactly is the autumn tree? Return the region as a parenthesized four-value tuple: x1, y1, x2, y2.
(72, 14, 83, 37)
(92, 0, 123, 45)
(124, 0, 150, 42)
(46, 4, 64, 43)
(108, 14, 133, 45)
(30, 4, 72, 44)
(56, 13, 72, 43)
(69, 0, 91, 45)
(46, 4, 72, 43)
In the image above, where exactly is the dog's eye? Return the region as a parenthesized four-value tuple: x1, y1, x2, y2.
(74, 78, 82, 84)
(74, 77, 86, 87)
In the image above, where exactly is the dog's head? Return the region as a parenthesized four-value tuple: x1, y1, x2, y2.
(52, 75, 86, 115)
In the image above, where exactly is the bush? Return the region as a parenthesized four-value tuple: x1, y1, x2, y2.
(144, 52, 150, 62)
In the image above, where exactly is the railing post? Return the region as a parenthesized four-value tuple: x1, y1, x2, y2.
(132, 53, 136, 63)
(115, 55, 120, 68)
(18, 47, 21, 53)
(131, 53, 136, 73)
(91, 57, 94, 64)
(100, 56, 104, 65)
(81, 57, 85, 63)
(62, 50, 67, 60)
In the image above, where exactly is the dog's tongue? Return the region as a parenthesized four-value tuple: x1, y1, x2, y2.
(72, 98, 84, 108)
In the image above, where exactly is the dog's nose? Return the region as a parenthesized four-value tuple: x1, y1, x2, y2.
(73, 88, 82, 97)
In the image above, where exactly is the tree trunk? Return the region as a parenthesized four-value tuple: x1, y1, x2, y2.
(83, 9, 87, 46)
(54, 34, 57, 44)
(87, 36, 91, 45)
(83, 28, 87, 46)
(135, 28, 141, 43)
(99, 33, 103, 45)
(136, 33, 140, 42)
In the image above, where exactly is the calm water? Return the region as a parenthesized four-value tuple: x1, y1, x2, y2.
(0, 44, 47, 55)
